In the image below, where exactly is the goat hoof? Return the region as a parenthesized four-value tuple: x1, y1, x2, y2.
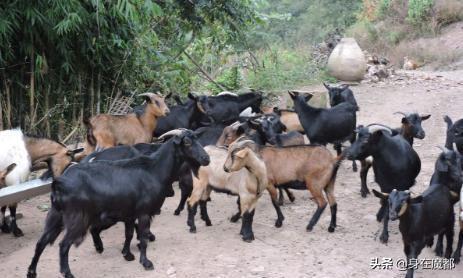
(444, 251, 452, 259)
(360, 190, 370, 198)
(230, 214, 241, 223)
(306, 226, 313, 232)
(13, 227, 24, 237)
(435, 246, 444, 257)
(242, 233, 255, 242)
(27, 269, 37, 278)
(328, 226, 335, 233)
(289, 196, 296, 203)
(123, 252, 135, 261)
(1, 223, 11, 233)
(95, 245, 104, 254)
(62, 271, 75, 278)
(189, 226, 196, 233)
(141, 260, 154, 270)
(275, 220, 283, 228)
(174, 209, 181, 216)
(453, 252, 461, 264)
(379, 233, 388, 244)
(148, 232, 156, 242)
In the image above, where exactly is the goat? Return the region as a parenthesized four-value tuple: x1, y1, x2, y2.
(372, 147, 461, 277)
(173, 123, 228, 216)
(79, 92, 169, 159)
(249, 116, 305, 147)
(0, 164, 17, 188)
(151, 93, 206, 137)
(186, 141, 268, 242)
(359, 112, 430, 198)
(323, 83, 359, 111)
(289, 90, 356, 162)
(347, 124, 421, 243)
(444, 115, 463, 153)
(455, 189, 463, 263)
(225, 140, 343, 232)
(27, 129, 210, 278)
(195, 91, 262, 124)
(0, 129, 82, 237)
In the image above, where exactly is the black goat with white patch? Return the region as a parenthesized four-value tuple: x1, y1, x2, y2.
(373, 147, 461, 278)
(347, 124, 421, 244)
(27, 130, 210, 278)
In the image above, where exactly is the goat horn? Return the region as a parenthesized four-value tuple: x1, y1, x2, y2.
(158, 128, 188, 140)
(393, 111, 407, 117)
(436, 146, 450, 153)
(138, 92, 158, 98)
(366, 124, 393, 134)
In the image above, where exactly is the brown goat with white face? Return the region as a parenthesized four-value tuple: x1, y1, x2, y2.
(186, 144, 268, 242)
(79, 93, 169, 158)
(234, 140, 343, 232)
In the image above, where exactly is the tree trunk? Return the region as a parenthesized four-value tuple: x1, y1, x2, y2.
(29, 45, 36, 131)
(96, 72, 101, 114)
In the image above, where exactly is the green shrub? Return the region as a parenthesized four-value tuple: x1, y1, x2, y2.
(407, 0, 433, 25)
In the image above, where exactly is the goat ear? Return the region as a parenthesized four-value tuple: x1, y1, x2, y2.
(421, 114, 431, 121)
(303, 93, 313, 102)
(409, 196, 423, 204)
(5, 163, 17, 175)
(323, 82, 330, 90)
(372, 189, 388, 200)
(234, 149, 247, 159)
(187, 93, 197, 101)
(288, 91, 298, 99)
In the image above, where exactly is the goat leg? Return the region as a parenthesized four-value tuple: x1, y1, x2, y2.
(278, 188, 285, 206)
(134, 223, 156, 242)
(9, 204, 23, 237)
(360, 160, 371, 198)
(199, 200, 212, 226)
(268, 186, 284, 227)
(306, 204, 327, 232)
(379, 206, 389, 244)
(0, 206, 9, 233)
(122, 221, 135, 261)
(187, 203, 198, 233)
(452, 230, 463, 263)
(240, 210, 255, 242)
(90, 227, 105, 253)
(59, 234, 76, 278)
(376, 200, 386, 222)
(230, 197, 241, 223)
(444, 222, 454, 259)
(137, 215, 154, 270)
(435, 233, 444, 257)
(175, 177, 192, 216)
(27, 208, 63, 278)
(285, 188, 296, 203)
(328, 203, 337, 233)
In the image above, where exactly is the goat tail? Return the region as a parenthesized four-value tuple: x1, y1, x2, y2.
(328, 151, 347, 185)
(83, 117, 96, 147)
(443, 115, 453, 130)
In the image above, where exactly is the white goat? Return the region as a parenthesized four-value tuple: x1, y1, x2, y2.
(186, 144, 267, 242)
(0, 129, 32, 237)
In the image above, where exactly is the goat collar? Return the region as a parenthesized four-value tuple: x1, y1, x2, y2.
(398, 203, 408, 217)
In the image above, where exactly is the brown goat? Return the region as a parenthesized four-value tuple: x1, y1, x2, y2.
(0, 164, 17, 188)
(234, 140, 343, 232)
(79, 93, 169, 158)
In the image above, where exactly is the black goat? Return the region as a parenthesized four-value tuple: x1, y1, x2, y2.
(323, 83, 359, 111)
(289, 90, 356, 158)
(27, 130, 210, 278)
(322, 83, 359, 172)
(347, 124, 421, 244)
(372, 148, 461, 278)
(359, 112, 430, 198)
(444, 115, 463, 153)
(196, 91, 263, 124)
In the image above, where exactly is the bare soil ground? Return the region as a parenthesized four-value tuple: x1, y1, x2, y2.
(1, 70, 463, 278)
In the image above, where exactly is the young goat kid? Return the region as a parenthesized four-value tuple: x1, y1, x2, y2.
(186, 141, 268, 242)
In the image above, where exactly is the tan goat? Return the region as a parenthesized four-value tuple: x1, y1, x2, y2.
(186, 144, 268, 242)
(233, 140, 343, 232)
(79, 93, 169, 158)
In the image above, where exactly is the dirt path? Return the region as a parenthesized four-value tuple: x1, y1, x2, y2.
(1, 70, 463, 278)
